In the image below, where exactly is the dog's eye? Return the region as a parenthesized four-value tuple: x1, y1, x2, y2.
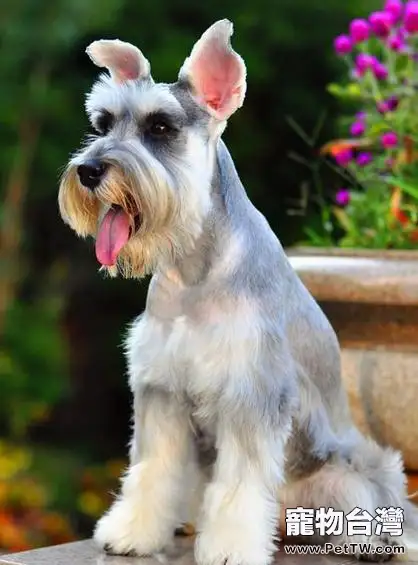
(148, 121, 171, 137)
(95, 111, 114, 135)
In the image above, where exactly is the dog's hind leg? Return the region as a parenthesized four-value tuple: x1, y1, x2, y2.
(282, 433, 412, 562)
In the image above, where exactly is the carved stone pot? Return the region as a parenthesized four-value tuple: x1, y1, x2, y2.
(287, 248, 418, 471)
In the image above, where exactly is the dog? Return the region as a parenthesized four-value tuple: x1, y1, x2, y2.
(59, 20, 418, 565)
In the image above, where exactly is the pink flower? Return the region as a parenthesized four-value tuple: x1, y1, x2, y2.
(373, 62, 389, 80)
(381, 132, 398, 147)
(377, 100, 390, 113)
(369, 11, 393, 37)
(335, 149, 354, 167)
(334, 35, 353, 55)
(388, 32, 406, 50)
(356, 152, 373, 167)
(350, 19, 370, 42)
(387, 96, 399, 110)
(378, 97, 399, 113)
(335, 189, 351, 206)
(397, 26, 408, 39)
(350, 121, 366, 136)
(355, 53, 377, 75)
(404, 1, 418, 32)
(384, 0, 404, 22)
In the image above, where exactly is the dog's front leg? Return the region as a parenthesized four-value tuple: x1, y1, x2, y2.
(195, 420, 289, 565)
(94, 385, 191, 556)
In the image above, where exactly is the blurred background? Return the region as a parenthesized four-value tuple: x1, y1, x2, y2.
(0, 0, 378, 552)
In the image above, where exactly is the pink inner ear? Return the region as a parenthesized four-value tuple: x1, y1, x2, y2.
(111, 52, 140, 81)
(190, 36, 244, 117)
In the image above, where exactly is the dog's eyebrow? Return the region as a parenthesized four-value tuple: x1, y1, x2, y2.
(142, 109, 186, 129)
(93, 109, 114, 132)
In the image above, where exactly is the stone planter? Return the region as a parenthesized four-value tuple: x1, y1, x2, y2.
(287, 248, 418, 471)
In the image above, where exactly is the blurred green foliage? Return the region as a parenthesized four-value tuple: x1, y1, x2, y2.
(0, 0, 379, 550)
(1, 301, 66, 438)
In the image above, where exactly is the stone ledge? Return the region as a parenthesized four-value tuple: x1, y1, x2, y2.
(0, 540, 99, 565)
(0, 538, 364, 565)
(287, 248, 418, 306)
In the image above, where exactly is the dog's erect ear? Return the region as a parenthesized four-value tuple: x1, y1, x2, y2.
(179, 19, 247, 121)
(86, 39, 151, 83)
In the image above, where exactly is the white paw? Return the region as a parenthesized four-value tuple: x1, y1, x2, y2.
(94, 498, 171, 556)
(195, 520, 276, 565)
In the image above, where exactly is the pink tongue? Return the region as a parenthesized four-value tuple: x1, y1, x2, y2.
(95, 207, 131, 266)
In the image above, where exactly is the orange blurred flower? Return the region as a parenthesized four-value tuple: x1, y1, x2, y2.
(320, 138, 372, 157)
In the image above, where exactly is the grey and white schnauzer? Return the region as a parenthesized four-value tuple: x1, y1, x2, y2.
(59, 20, 418, 564)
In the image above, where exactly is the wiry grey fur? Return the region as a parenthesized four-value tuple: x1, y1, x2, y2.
(58, 20, 418, 565)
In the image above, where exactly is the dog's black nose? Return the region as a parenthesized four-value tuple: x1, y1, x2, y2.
(77, 160, 107, 190)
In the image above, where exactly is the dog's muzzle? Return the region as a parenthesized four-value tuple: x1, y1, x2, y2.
(77, 159, 107, 190)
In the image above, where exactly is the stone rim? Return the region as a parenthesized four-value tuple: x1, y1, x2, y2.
(287, 247, 418, 306)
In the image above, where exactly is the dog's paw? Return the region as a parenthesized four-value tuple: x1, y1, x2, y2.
(195, 521, 276, 565)
(94, 499, 170, 556)
(354, 535, 400, 562)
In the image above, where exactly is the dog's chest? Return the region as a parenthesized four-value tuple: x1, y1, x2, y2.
(127, 300, 258, 409)
(128, 312, 221, 400)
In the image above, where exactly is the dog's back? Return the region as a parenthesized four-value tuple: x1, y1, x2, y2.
(215, 139, 354, 471)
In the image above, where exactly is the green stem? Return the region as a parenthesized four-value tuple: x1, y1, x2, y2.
(386, 47, 397, 85)
(368, 70, 383, 101)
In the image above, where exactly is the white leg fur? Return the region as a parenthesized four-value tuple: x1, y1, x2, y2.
(94, 388, 192, 555)
(177, 457, 209, 529)
(195, 428, 284, 565)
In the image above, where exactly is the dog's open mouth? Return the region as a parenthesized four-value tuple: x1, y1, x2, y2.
(95, 205, 141, 267)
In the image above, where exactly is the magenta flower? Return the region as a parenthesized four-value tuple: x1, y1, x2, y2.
(334, 35, 353, 55)
(373, 62, 389, 80)
(335, 149, 354, 167)
(388, 33, 406, 50)
(397, 26, 409, 41)
(356, 152, 373, 167)
(335, 189, 351, 206)
(385, 0, 404, 22)
(377, 96, 398, 114)
(381, 132, 398, 147)
(404, 1, 418, 32)
(369, 11, 393, 37)
(350, 121, 366, 136)
(350, 19, 370, 42)
(356, 111, 367, 120)
(377, 100, 390, 113)
(387, 96, 399, 110)
(355, 53, 377, 75)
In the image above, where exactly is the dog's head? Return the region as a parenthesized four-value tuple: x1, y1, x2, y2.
(59, 20, 247, 278)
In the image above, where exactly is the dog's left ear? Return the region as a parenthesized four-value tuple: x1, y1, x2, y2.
(179, 19, 247, 121)
(86, 39, 151, 83)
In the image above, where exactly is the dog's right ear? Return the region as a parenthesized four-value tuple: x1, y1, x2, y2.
(86, 39, 151, 84)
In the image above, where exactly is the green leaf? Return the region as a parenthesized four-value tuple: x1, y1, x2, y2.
(303, 227, 331, 246)
(384, 176, 418, 199)
(327, 82, 363, 100)
(333, 207, 356, 233)
(367, 123, 390, 136)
